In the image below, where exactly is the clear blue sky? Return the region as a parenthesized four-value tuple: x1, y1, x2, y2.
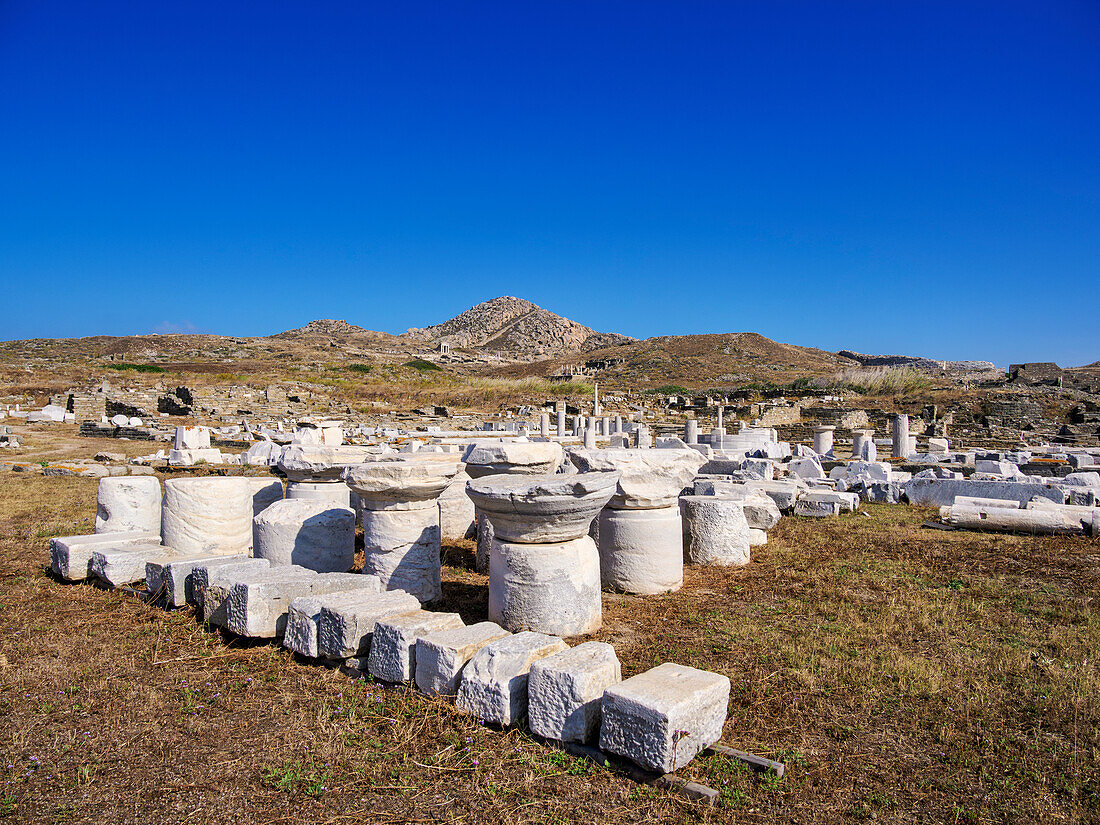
(1, 2, 1097, 367)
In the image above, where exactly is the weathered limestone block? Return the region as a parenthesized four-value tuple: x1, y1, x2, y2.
(168, 448, 224, 467)
(528, 641, 621, 743)
(360, 504, 441, 602)
(316, 589, 421, 658)
(285, 480, 351, 508)
(283, 575, 382, 658)
(461, 441, 564, 478)
(415, 622, 511, 696)
(599, 662, 730, 773)
(954, 495, 1021, 509)
(679, 496, 751, 566)
(192, 557, 270, 615)
(904, 477, 1066, 508)
(455, 631, 568, 726)
(567, 448, 706, 509)
(465, 472, 620, 543)
(596, 505, 683, 594)
(253, 499, 355, 573)
(146, 553, 247, 608)
(787, 455, 824, 481)
(748, 527, 768, 547)
(246, 478, 285, 518)
(174, 426, 211, 450)
(94, 476, 162, 535)
(488, 535, 602, 636)
(89, 543, 176, 587)
(49, 531, 159, 581)
(223, 566, 318, 637)
(739, 458, 774, 481)
(793, 490, 858, 517)
(366, 610, 465, 682)
(161, 477, 254, 556)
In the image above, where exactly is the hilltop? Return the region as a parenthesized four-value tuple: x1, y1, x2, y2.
(400, 296, 634, 357)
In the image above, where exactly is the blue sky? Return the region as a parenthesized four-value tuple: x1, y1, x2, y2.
(1, 2, 1097, 366)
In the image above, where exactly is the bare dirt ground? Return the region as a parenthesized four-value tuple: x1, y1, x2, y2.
(0, 474, 1097, 824)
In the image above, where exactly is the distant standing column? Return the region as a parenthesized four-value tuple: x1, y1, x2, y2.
(892, 415, 910, 459)
(812, 426, 835, 457)
(557, 409, 567, 437)
(684, 419, 699, 445)
(634, 425, 651, 449)
(851, 430, 872, 459)
(614, 415, 623, 434)
(602, 416, 611, 437)
(540, 412, 550, 438)
(584, 426, 596, 448)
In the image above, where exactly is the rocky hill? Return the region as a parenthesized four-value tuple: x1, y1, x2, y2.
(399, 297, 634, 357)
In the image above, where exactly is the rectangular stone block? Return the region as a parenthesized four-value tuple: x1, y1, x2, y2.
(283, 574, 382, 658)
(89, 544, 176, 587)
(528, 641, 621, 743)
(316, 590, 421, 659)
(146, 553, 247, 607)
(599, 662, 730, 773)
(195, 558, 271, 622)
(49, 531, 159, 581)
(224, 566, 319, 637)
(454, 631, 567, 725)
(415, 622, 510, 696)
(367, 610, 465, 683)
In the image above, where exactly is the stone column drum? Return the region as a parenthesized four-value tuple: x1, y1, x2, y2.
(95, 476, 162, 535)
(466, 471, 619, 636)
(812, 426, 835, 457)
(343, 455, 462, 602)
(568, 448, 706, 595)
(461, 441, 565, 573)
(161, 477, 254, 556)
(679, 496, 751, 566)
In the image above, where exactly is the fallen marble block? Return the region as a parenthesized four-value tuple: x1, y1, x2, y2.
(793, 489, 859, 517)
(748, 528, 767, 547)
(224, 566, 319, 637)
(193, 557, 270, 617)
(283, 575, 382, 658)
(954, 495, 1021, 510)
(49, 531, 160, 582)
(146, 552, 247, 607)
(679, 496, 750, 566)
(415, 621, 511, 696)
(89, 543, 176, 587)
(599, 662, 730, 773)
(528, 641, 621, 743)
(367, 610, 465, 682)
(316, 589, 421, 658)
(903, 477, 1065, 508)
(456, 631, 568, 726)
(94, 476, 162, 535)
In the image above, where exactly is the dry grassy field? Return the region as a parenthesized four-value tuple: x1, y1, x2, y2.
(0, 474, 1096, 824)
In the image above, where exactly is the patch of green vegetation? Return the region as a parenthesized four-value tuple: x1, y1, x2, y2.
(105, 363, 165, 374)
(261, 759, 331, 799)
(650, 384, 690, 395)
(403, 359, 442, 372)
(347, 363, 373, 374)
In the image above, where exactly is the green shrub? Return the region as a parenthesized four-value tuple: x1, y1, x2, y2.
(106, 363, 165, 374)
(403, 359, 442, 372)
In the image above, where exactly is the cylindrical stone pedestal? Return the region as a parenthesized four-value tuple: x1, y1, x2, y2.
(892, 415, 910, 459)
(246, 477, 285, 518)
(161, 477, 253, 556)
(361, 502, 441, 602)
(253, 499, 355, 572)
(596, 505, 683, 594)
(684, 420, 699, 445)
(813, 426, 835, 456)
(488, 535, 602, 636)
(602, 417, 611, 437)
(95, 476, 162, 535)
(584, 426, 596, 448)
(851, 430, 872, 460)
(614, 416, 623, 434)
(540, 413, 550, 437)
(679, 496, 750, 567)
(557, 409, 567, 436)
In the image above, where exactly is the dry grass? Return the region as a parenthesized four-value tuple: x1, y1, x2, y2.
(0, 475, 1097, 823)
